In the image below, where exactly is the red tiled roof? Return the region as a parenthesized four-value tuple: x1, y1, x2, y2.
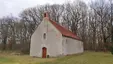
(44, 12, 80, 40)
(47, 18, 80, 40)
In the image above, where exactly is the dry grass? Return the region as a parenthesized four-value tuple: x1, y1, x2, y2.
(0, 51, 56, 64)
(42, 51, 113, 64)
(0, 51, 113, 64)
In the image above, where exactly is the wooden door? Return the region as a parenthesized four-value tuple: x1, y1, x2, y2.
(42, 47, 47, 58)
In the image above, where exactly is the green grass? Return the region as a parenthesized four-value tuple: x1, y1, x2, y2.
(0, 57, 13, 63)
(0, 51, 113, 64)
(41, 52, 113, 64)
(0, 51, 56, 64)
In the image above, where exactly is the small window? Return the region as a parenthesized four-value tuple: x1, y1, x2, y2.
(43, 33, 46, 39)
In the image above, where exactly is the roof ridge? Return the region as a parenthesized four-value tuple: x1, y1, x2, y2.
(49, 19, 72, 32)
(47, 18, 80, 40)
(43, 12, 80, 40)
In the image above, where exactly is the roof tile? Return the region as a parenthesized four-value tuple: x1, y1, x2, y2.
(47, 18, 80, 40)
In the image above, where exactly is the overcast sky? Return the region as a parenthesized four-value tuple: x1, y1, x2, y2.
(0, 0, 90, 18)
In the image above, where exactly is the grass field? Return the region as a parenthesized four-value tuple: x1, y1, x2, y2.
(0, 51, 113, 64)
(0, 51, 56, 64)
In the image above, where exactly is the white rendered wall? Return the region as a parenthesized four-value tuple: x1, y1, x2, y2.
(30, 18, 62, 57)
(62, 37, 83, 55)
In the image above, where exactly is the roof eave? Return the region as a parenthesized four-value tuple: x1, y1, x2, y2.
(62, 35, 81, 41)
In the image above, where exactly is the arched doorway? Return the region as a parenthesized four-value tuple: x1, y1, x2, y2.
(42, 47, 47, 58)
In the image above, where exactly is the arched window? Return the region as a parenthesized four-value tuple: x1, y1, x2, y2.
(43, 33, 46, 39)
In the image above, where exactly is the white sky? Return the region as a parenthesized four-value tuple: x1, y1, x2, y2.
(0, 0, 90, 18)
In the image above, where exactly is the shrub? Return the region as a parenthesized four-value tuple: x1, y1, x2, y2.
(110, 46, 113, 55)
(21, 47, 30, 54)
(20, 42, 30, 54)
